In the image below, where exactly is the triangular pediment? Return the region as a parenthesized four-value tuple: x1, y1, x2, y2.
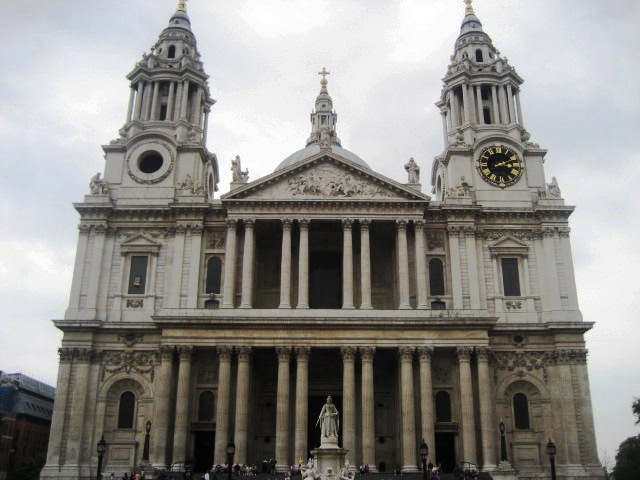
(120, 233, 163, 253)
(222, 153, 429, 202)
(488, 235, 529, 254)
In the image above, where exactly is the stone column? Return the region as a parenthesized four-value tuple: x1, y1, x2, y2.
(468, 83, 477, 124)
(213, 346, 233, 464)
(498, 85, 509, 124)
(490, 253, 504, 313)
(475, 85, 484, 124)
(415, 221, 428, 309)
(341, 347, 357, 461)
(297, 220, 310, 309)
(64, 349, 92, 466)
(275, 347, 292, 471)
(418, 347, 435, 460)
(457, 347, 477, 465)
(150, 81, 160, 120)
(174, 82, 183, 121)
(133, 81, 145, 120)
(167, 225, 187, 308)
(342, 219, 355, 309)
(180, 79, 190, 120)
(559, 228, 580, 312)
(45, 349, 74, 466)
(152, 346, 175, 469)
(441, 112, 449, 146)
(556, 351, 580, 464)
(547, 354, 568, 464)
(126, 86, 136, 123)
(234, 347, 252, 465)
(464, 227, 481, 309)
(279, 219, 293, 308)
(399, 347, 418, 471)
(515, 91, 524, 126)
(506, 84, 516, 124)
(221, 220, 238, 309)
(202, 108, 210, 144)
(173, 346, 193, 463)
(476, 348, 496, 469)
(294, 347, 311, 463)
(166, 81, 176, 121)
(397, 220, 411, 309)
(574, 351, 600, 464)
(360, 220, 373, 309)
(461, 83, 471, 124)
(142, 82, 152, 120)
(86, 225, 106, 315)
(450, 91, 460, 127)
(361, 347, 377, 472)
(68, 225, 91, 313)
(448, 226, 463, 309)
(187, 226, 203, 308)
(542, 227, 562, 313)
(240, 220, 255, 308)
(491, 85, 500, 124)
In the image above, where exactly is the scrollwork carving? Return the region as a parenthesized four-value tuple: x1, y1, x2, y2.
(492, 351, 549, 383)
(426, 233, 444, 250)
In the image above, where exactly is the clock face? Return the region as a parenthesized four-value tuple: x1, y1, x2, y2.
(476, 145, 523, 188)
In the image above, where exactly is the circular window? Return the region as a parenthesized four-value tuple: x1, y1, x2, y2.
(138, 151, 164, 174)
(513, 334, 525, 344)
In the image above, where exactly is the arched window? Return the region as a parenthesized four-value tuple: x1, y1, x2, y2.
(198, 391, 215, 421)
(429, 258, 445, 296)
(475, 49, 483, 62)
(206, 257, 222, 294)
(117, 391, 135, 429)
(168, 45, 176, 59)
(513, 393, 530, 429)
(435, 391, 452, 422)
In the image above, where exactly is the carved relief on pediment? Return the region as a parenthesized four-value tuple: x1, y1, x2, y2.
(252, 164, 396, 199)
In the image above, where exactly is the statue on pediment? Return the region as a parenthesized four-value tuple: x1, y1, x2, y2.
(404, 157, 420, 183)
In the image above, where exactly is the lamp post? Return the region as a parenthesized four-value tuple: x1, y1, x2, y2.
(142, 421, 151, 462)
(420, 439, 428, 480)
(499, 421, 507, 462)
(226, 442, 235, 480)
(546, 439, 557, 480)
(96, 435, 107, 480)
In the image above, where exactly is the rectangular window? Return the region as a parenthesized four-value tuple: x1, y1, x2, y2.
(501, 258, 521, 296)
(128, 256, 149, 294)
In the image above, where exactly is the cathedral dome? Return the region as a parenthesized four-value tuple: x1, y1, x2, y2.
(275, 144, 371, 171)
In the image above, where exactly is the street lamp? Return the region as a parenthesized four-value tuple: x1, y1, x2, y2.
(420, 439, 428, 480)
(142, 421, 151, 462)
(499, 421, 507, 462)
(546, 439, 557, 480)
(96, 435, 107, 480)
(226, 442, 236, 480)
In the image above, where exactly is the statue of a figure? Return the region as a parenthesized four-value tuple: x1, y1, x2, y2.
(231, 155, 249, 183)
(89, 172, 108, 194)
(319, 125, 333, 149)
(316, 395, 339, 439)
(339, 461, 354, 480)
(302, 459, 319, 480)
(546, 176, 561, 198)
(404, 157, 420, 183)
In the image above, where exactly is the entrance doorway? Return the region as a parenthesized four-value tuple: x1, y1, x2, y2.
(434, 432, 456, 473)
(193, 431, 215, 472)
(309, 252, 342, 308)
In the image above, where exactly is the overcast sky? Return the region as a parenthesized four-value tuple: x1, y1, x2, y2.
(0, 0, 638, 468)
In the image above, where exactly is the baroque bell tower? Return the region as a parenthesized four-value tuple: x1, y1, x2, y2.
(431, 0, 552, 208)
(102, 0, 219, 205)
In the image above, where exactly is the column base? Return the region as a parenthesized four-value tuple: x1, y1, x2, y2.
(296, 304, 309, 309)
(359, 304, 374, 310)
(401, 465, 419, 473)
(342, 304, 355, 309)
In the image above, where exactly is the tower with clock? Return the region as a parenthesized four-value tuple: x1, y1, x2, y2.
(431, 0, 548, 207)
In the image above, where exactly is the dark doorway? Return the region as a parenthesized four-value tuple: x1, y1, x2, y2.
(307, 395, 342, 454)
(309, 252, 342, 308)
(434, 432, 456, 473)
(194, 431, 215, 472)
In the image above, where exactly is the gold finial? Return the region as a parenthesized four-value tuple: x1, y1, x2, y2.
(318, 67, 330, 93)
(464, 0, 474, 15)
(177, 0, 187, 12)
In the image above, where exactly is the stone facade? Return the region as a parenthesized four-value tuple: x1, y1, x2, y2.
(41, 3, 604, 480)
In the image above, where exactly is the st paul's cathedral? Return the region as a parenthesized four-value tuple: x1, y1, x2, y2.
(41, 1, 604, 479)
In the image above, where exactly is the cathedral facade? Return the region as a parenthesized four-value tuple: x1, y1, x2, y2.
(41, 2, 604, 480)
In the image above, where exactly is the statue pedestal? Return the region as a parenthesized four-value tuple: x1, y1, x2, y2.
(490, 461, 518, 480)
(311, 446, 348, 480)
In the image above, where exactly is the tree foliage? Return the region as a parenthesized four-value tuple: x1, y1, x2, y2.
(611, 397, 640, 480)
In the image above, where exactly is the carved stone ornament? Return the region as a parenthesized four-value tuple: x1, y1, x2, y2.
(481, 230, 537, 241)
(426, 232, 444, 250)
(492, 351, 549, 383)
(505, 300, 523, 310)
(177, 174, 205, 195)
(550, 349, 588, 365)
(126, 299, 144, 309)
(207, 231, 226, 249)
(197, 365, 217, 384)
(118, 333, 143, 347)
(102, 350, 160, 381)
(277, 166, 394, 199)
(446, 177, 471, 198)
